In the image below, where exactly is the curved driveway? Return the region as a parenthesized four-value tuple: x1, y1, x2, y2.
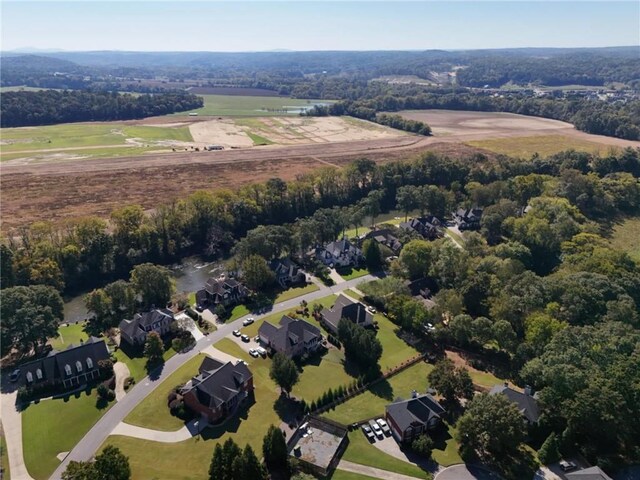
(49, 274, 376, 480)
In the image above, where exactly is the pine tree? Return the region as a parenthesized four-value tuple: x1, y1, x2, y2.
(538, 433, 561, 465)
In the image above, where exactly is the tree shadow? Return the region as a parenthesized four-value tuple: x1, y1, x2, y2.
(146, 360, 165, 380)
(273, 394, 302, 424)
(495, 446, 538, 479)
(430, 423, 453, 453)
(366, 378, 394, 401)
(200, 393, 255, 441)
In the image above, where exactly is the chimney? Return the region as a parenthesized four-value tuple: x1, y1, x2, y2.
(504, 381, 509, 388)
(411, 390, 418, 398)
(524, 385, 534, 396)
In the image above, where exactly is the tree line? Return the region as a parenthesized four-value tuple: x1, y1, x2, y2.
(0, 90, 203, 127)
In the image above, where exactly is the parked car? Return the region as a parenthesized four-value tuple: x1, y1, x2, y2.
(232, 330, 241, 337)
(241, 334, 250, 342)
(361, 424, 375, 442)
(249, 349, 260, 358)
(376, 418, 391, 436)
(9, 368, 20, 382)
(367, 306, 377, 314)
(559, 460, 577, 472)
(243, 317, 255, 326)
(256, 347, 267, 357)
(369, 419, 384, 439)
(254, 335, 260, 342)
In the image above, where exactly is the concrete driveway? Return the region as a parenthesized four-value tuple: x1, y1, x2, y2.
(435, 465, 501, 480)
(0, 390, 35, 480)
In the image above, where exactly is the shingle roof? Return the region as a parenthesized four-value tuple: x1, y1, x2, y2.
(259, 315, 322, 355)
(489, 384, 540, 423)
(20, 337, 110, 384)
(365, 229, 402, 253)
(385, 394, 445, 432)
(324, 239, 360, 257)
(565, 467, 613, 480)
(119, 308, 174, 339)
(185, 359, 252, 409)
(269, 258, 300, 278)
(320, 294, 373, 332)
(399, 217, 441, 239)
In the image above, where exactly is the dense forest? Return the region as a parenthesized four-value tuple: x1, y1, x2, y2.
(3, 48, 638, 88)
(0, 90, 203, 127)
(2, 146, 639, 476)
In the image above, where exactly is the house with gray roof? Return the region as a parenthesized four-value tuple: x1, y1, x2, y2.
(18, 337, 110, 390)
(320, 294, 373, 334)
(363, 228, 403, 255)
(566, 466, 613, 480)
(182, 357, 254, 424)
(399, 216, 443, 240)
(119, 308, 174, 346)
(270, 258, 305, 288)
(195, 276, 249, 310)
(259, 315, 322, 358)
(315, 239, 362, 268)
(489, 383, 540, 424)
(452, 208, 483, 230)
(385, 392, 446, 443)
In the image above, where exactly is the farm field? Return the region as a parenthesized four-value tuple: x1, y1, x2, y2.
(466, 134, 613, 157)
(174, 94, 329, 116)
(4, 107, 638, 232)
(608, 216, 640, 262)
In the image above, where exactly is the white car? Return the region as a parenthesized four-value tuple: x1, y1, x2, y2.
(232, 329, 241, 337)
(249, 349, 260, 358)
(369, 420, 384, 439)
(243, 317, 255, 326)
(376, 418, 391, 435)
(256, 347, 267, 357)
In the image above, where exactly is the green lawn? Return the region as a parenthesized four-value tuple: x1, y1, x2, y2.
(609, 216, 640, 262)
(0, 123, 193, 155)
(124, 354, 205, 431)
(336, 266, 371, 281)
(344, 289, 364, 300)
(374, 313, 421, 371)
(445, 228, 465, 245)
(0, 431, 9, 480)
(105, 338, 284, 479)
(228, 304, 251, 322)
(343, 213, 406, 239)
(174, 94, 328, 117)
(331, 471, 379, 480)
(325, 361, 433, 424)
(23, 389, 114, 480)
(342, 432, 430, 478)
(48, 323, 89, 350)
(432, 422, 463, 467)
(466, 134, 612, 158)
(113, 345, 177, 383)
(273, 283, 320, 303)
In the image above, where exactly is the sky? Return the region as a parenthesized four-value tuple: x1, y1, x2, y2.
(2, 1, 639, 52)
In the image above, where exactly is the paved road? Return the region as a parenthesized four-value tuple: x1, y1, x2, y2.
(49, 274, 376, 480)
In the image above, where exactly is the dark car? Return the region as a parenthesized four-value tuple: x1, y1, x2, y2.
(9, 368, 20, 382)
(361, 424, 375, 442)
(241, 334, 250, 342)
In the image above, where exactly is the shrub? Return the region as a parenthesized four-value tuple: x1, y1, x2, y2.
(411, 434, 434, 458)
(538, 433, 561, 465)
(97, 384, 115, 401)
(98, 359, 114, 379)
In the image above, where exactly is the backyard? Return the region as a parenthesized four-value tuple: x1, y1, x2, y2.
(48, 322, 89, 350)
(608, 215, 640, 262)
(22, 388, 114, 480)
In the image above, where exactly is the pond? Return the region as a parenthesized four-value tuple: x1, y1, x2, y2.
(62, 256, 222, 324)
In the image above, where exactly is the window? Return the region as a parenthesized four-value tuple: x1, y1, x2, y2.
(86, 357, 93, 369)
(76, 361, 83, 372)
(26, 372, 33, 383)
(36, 369, 43, 380)
(64, 364, 72, 376)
